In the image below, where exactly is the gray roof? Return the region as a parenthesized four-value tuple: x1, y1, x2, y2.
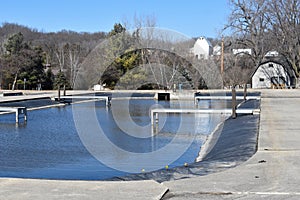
(251, 54, 297, 80)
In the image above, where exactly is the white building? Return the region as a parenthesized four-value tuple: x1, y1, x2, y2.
(190, 37, 213, 59)
(93, 84, 104, 91)
(232, 48, 252, 55)
(265, 51, 279, 57)
(213, 45, 221, 56)
(252, 59, 296, 89)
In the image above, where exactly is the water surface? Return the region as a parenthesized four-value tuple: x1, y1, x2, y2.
(0, 97, 225, 180)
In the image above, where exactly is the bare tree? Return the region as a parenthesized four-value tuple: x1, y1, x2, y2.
(65, 43, 79, 88)
(266, 0, 300, 75)
(139, 49, 195, 89)
(226, 0, 271, 69)
(226, 0, 300, 76)
(223, 53, 253, 86)
(53, 43, 66, 72)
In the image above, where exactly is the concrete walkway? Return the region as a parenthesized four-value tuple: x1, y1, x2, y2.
(162, 90, 300, 199)
(0, 93, 54, 103)
(0, 90, 94, 103)
(0, 90, 300, 199)
(0, 179, 168, 200)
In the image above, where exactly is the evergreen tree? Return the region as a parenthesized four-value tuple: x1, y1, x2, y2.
(54, 70, 70, 89)
(1, 32, 51, 90)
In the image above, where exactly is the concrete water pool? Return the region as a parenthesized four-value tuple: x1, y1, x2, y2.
(0, 96, 226, 180)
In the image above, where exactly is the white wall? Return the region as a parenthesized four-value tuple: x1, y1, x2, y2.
(192, 37, 212, 59)
(252, 62, 290, 88)
(232, 48, 252, 55)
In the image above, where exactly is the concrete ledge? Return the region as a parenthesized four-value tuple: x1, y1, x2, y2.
(0, 178, 168, 200)
(0, 92, 23, 97)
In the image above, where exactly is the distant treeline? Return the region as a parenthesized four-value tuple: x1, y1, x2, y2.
(0, 23, 107, 90)
(0, 23, 213, 90)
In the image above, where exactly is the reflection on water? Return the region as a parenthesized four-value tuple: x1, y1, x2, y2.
(0, 98, 226, 180)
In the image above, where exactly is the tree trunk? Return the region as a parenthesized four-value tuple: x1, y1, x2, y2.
(12, 73, 18, 90)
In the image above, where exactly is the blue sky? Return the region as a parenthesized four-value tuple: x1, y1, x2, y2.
(0, 0, 230, 38)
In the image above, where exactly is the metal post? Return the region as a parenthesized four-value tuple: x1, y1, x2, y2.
(24, 108, 27, 122)
(151, 111, 154, 126)
(151, 112, 159, 135)
(151, 111, 155, 135)
(24, 78, 26, 90)
(63, 84, 66, 96)
(243, 83, 247, 101)
(106, 97, 111, 107)
(232, 87, 237, 119)
(58, 85, 61, 101)
(16, 108, 19, 123)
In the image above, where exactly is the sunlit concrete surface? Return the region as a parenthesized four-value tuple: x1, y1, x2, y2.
(163, 90, 300, 199)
